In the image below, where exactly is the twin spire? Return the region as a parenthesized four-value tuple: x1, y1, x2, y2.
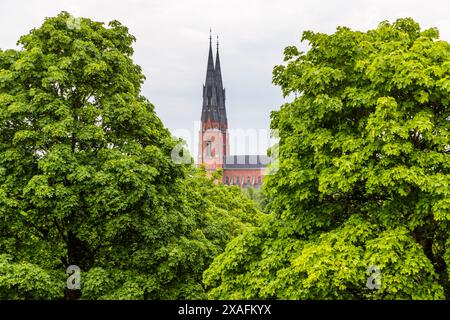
(209, 28, 220, 58)
(201, 29, 227, 130)
(205, 29, 221, 86)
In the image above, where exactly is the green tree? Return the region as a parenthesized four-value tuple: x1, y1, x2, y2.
(80, 166, 264, 300)
(243, 186, 268, 212)
(0, 12, 261, 299)
(204, 18, 450, 299)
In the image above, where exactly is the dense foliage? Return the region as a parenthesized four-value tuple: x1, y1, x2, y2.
(0, 12, 262, 299)
(204, 18, 450, 299)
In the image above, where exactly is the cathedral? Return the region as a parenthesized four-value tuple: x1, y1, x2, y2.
(197, 34, 271, 188)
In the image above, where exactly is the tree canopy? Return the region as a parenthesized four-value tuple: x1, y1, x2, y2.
(0, 12, 262, 299)
(204, 18, 450, 299)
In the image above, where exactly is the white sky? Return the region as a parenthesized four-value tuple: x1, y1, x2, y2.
(1, 0, 450, 155)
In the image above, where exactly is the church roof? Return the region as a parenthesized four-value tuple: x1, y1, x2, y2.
(201, 31, 227, 130)
(223, 155, 272, 169)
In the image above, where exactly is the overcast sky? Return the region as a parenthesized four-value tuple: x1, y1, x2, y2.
(1, 0, 450, 155)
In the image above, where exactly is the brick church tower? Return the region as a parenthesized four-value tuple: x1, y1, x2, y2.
(198, 32, 271, 187)
(197, 32, 229, 171)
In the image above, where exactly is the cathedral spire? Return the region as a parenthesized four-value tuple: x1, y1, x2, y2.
(206, 28, 215, 83)
(215, 35, 221, 79)
(199, 32, 230, 167)
(215, 35, 227, 129)
(202, 29, 219, 125)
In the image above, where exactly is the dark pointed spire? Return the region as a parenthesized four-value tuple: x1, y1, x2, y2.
(206, 29, 214, 81)
(202, 29, 219, 125)
(215, 35, 221, 78)
(214, 35, 227, 129)
(201, 31, 228, 130)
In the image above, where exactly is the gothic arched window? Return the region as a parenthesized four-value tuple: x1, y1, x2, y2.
(225, 176, 229, 184)
(236, 176, 239, 184)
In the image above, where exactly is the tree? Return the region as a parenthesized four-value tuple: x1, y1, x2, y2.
(204, 18, 450, 299)
(0, 12, 262, 299)
(79, 166, 264, 300)
(243, 186, 268, 212)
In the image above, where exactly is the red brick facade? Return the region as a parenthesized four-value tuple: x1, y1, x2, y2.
(222, 168, 266, 187)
